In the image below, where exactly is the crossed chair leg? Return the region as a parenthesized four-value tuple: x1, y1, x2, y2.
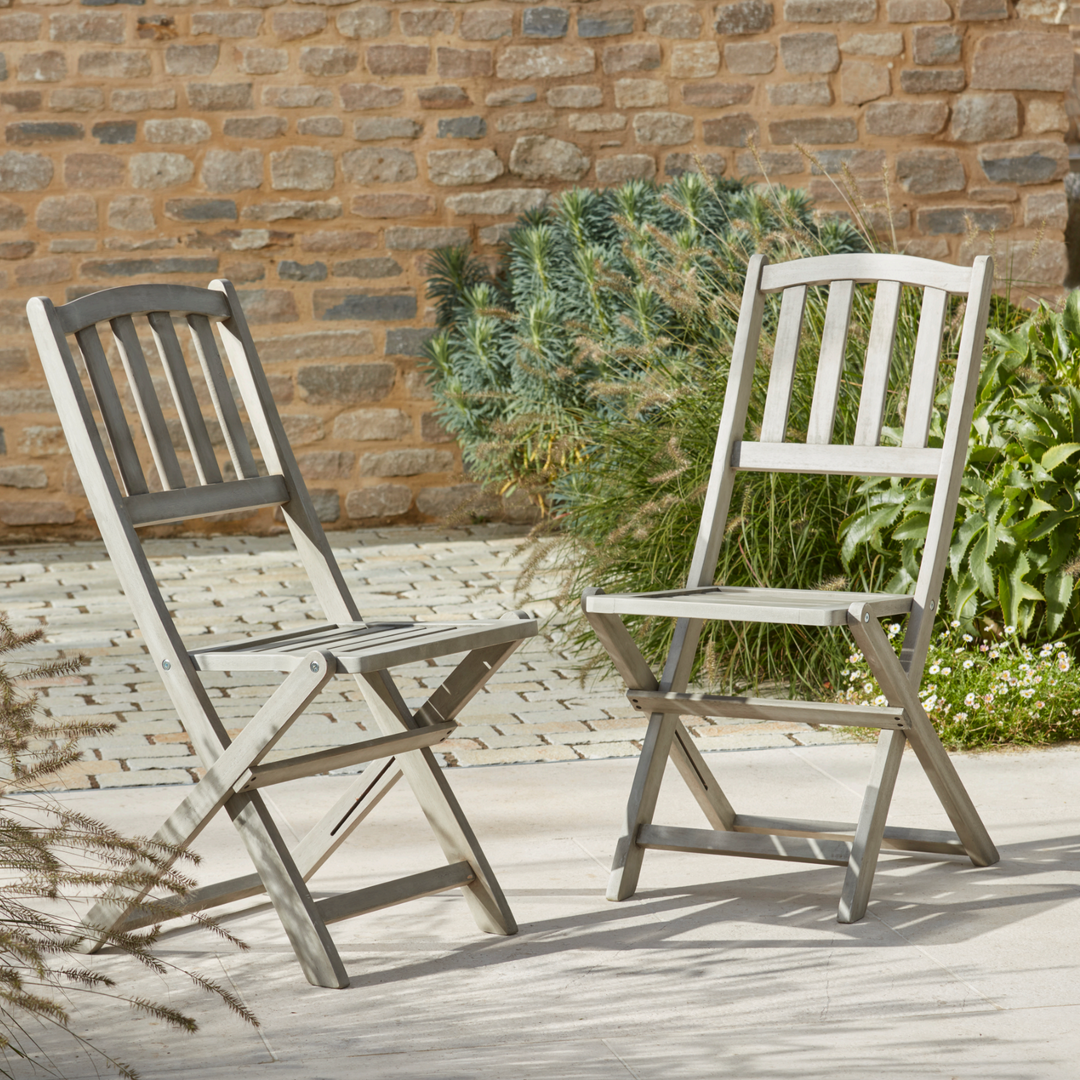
(77, 638, 525, 989)
(585, 598, 999, 924)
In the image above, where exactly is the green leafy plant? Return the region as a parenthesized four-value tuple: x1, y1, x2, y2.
(840, 619, 1080, 748)
(0, 613, 256, 1080)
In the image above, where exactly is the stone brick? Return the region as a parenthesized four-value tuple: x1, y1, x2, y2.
(233, 288, 298, 325)
(0, 501, 74, 526)
(568, 113, 626, 132)
(579, 9, 635, 37)
(224, 117, 289, 141)
(298, 362, 396, 403)
(523, 7, 570, 37)
(112, 88, 176, 112)
(295, 450, 356, 480)
(62, 154, 120, 190)
(724, 42, 777, 74)
(735, 150, 803, 175)
(145, 119, 210, 145)
(386, 328, 437, 356)
(0, 465, 46, 488)
(354, 117, 422, 141)
(840, 32, 903, 56)
(785, 0, 876, 17)
(703, 113, 759, 147)
(333, 408, 412, 441)
(508, 136, 589, 180)
(300, 230, 377, 253)
(238, 48, 288, 77)
(417, 484, 492, 520)
(887, 0, 950, 18)
(896, 149, 965, 193)
(437, 47, 493, 78)
(420, 413, 454, 443)
(243, 199, 342, 222)
(682, 82, 754, 107)
(337, 8, 392, 38)
(367, 44, 428, 76)
(780, 33, 839, 74)
(967, 186, 1016, 203)
(0, 14, 41, 42)
(108, 195, 154, 231)
(670, 44, 720, 79)
(257, 330, 374, 363)
(187, 85, 254, 112)
(270, 147, 334, 191)
(399, 9, 453, 36)
(644, 3, 702, 37)
(912, 25, 962, 65)
(602, 43, 661, 73)
(497, 46, 595, 80)
(2, 92, 42, 113)
(15, 256, 70, 286)
(767, 80, 831, 106)
(461, 10, 513, 40)
(904, 238, 950, 259)
(613, 79, 668, 107)
(273, 11, 327, 40)
(93, 121, 135, 145)
(352, 193, 435, 218)
(547, 85, 604, 108)
(769, 117, 859, 143)
(78, 51, 151, 80)
(298, 117, 345, 137)
(342, 148, 417, 185)
(916, 205, 1013, 234)
(0, 198, 25, 229)
(281, 414, 325, 445)
(165, 44, 218, 77)
(864, 101, 949, 136)
(497, 109, 558, 132)
(0, 151, 54, 190)
(361, 448, 453, 477)
(1028, 99, 1068, 136)
(957, 0, 1008, 16)
(201, 149, 263, 194)
(18, 52, 66, 83)
(51, 88, 104, 112)
(266, 86, 335, 109)
(970, 31, 1072, 92)
(165, 199, 237, 223)
(192, 12, 262, 37)
(978, 139, 1068, 185)
(332, 257, 402, 279)
(36, 194, 96, 232)
(428, 148, 505, 185)
(345, 484, 412, 519)
(5, 121, 82, 145)
(901, 69, 965, 93)
(0, 241, 33, 259)
(949, 93, 1018, 142)
(714, 1, 774, 34)
(666, 152, 728, 176)
(49, 13, 124, 43)
(386, 226, 470, 251)
(1025, 190, 1068, 229)
(300, 47, 358, 78)
(314, 291, 416, 322)
(437, 117, 486, 139)
(418, 86, 471, 109)
(633, 112, 694, 145)
(19, 426, 67, 456)
(82, 256, 218, 280)
(841, 61, 889, 104)
(340, 85, 403, 111)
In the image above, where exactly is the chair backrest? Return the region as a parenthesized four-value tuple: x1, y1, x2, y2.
(28, 282, 363, 744)
(688, 252, 994, 681)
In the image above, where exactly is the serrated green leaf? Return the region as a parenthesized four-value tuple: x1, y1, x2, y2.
(1044, 570, 1074, 636)
(950, 514, 985, 579)
(1041, 443, 1080, 472)
(892, 514, 931, 541)
(969, 528, 996, 598)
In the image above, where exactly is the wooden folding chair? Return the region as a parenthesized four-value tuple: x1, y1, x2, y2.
(28, 281, 537, 987)
(581, 253, 1000, 923)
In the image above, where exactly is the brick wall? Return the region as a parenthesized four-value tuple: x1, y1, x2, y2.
(0, 1, 1071, 538)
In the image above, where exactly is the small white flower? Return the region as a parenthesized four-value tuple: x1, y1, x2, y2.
(1020, 688, 1035, 699)
(962, 634, 973, 643)
(873, 694, 888, 706)
(889, 623, 901, 635)
(929, 664, 940, 674)
(1035, 700, 1046, 710)
(863, 682, 874, 694)
(1005, 625, 1017, 635)
(964, 693, 976, 706)
(950, 620, 961, 628)
(941, 667, 952, 676)
(923, 694, 938, 711)
(963, 659, 975, 669)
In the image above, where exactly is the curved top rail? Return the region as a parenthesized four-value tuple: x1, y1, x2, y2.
(53, 283, 233, 335)
(759, 253, 981, 295)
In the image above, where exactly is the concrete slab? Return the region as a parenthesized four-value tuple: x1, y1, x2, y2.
(19, 743, 1080, 1079)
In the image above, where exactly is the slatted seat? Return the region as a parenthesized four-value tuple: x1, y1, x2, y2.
(581, 252, 1000, 924)
(28, 280, 537, 988)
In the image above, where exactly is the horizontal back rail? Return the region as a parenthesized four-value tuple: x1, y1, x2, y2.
(124, 474, 289, 527)
(759, 254, 975, 295)
(57, 283, 231, 336)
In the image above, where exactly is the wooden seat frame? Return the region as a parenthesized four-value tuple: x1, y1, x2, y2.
(29, 281, 537, 988)
(581, 253, 1000, 923)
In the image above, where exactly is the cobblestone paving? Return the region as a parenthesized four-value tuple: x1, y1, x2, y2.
(1, 524, 853, 790)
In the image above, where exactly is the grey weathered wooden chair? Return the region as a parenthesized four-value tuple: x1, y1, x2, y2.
(28, 281, 537, 988)
(582, 253, 1000, 923)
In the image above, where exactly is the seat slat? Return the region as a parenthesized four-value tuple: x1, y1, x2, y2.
(902, 287, 948, 449)
(74, 324, 148, 497)
(638, 824, 852, 866)
(806, 279, 854, 446)
(759, 285, 807, 443)
(731, 440, 941, 478)
(124, 474, 289, 527)
(147, 310, 222, 485)
(854, 280, 902, 447)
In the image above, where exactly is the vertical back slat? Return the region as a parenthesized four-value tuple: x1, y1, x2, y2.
(901, 287, 948, 449)
(853, 280, 902, 447)
(759, 285, 807, 443)
(74, 325, 148, 497)
(187, 314, 259, 480)
(147, 310, 222, 485)
(111, 314, 186, 491)
(806, 280, 854, 446)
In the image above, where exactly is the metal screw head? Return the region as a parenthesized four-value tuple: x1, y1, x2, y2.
(162, 659, 171, 670)
(310, 661, 319, 673)
(864, 613, 870, 623)
(930, 599, 936, 610)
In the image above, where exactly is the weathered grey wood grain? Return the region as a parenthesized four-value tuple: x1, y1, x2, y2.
(760, 284, 807, 443)
(806, 279, 854, 446)
(638, 824, 852, 866)
(902, 287, 948, 449)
